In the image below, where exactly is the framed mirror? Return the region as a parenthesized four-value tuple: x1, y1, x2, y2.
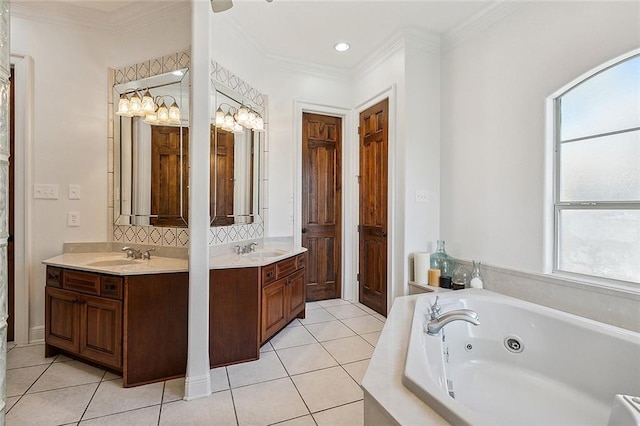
(211, 82, 264, 226)
(113, 68, 190, 227)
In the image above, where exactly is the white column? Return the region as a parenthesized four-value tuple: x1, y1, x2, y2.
(0, 0, 9, 419)
(184, 0, 212, 400)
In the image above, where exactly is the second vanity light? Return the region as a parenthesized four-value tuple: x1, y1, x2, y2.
(214, 103, 265, 134)
(116, 89, 181, 125)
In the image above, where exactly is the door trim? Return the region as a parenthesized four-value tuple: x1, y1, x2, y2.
(354, 85, 397, 314)
(294, 101, 354, 300)
(10, 53, 34, 344)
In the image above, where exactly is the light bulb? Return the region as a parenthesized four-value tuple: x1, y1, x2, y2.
(254, 116, 265, 132)
(215, 107, 225, 126)
(224, 113, 235, 131)
(129, 92, 144, 116)
(141, 90, 155, 114)
(144, 112, 158, 125)
(157, 102, 169, 122)
(237, 105, 249, 125)
(232, 122, 244, 134)
(168, 102, 181, 123)
(116, 95, 132, 116)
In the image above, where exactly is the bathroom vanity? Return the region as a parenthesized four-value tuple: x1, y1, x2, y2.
(43, 245, 306, 387)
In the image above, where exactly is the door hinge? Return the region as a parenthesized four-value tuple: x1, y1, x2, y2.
(357, 273, 360, 282)
(357, 175, 360, 184)
(357, 126, 361, 135)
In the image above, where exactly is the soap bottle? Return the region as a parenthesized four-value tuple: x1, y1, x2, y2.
(470, 261, 484, 289)
(430, 240, 454, 277)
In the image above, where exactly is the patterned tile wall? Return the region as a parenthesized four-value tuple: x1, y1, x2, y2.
(109, 53, 268, 248)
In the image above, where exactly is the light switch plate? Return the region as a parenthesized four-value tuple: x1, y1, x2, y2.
(68, 184, 81, 200)
(415, 190, 429, 203)
(34, 184, 59, 199)
(68, 211, 80, 227)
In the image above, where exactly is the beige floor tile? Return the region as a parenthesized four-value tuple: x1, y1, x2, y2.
(305, 302, 322, 310)
(228, 351, 287, 388)
(305, 321, 356, 342)
(292, 366, 362, 413)
(7, 344, 53, 370)
(373, 313, 387, 323)
(83, 378, 164, 420)
(7, 342, 16, 351)
(277, 343, 338, 376)
(6, 364, 48, 397)
(317, 299, 351, 308)
(360, 331, 381, 347)
(286, 319, 303, 327)
(5, 396, 20, 412)
(233, 377, 308, 426)
(313, 400, 364, 425)
(298, 308, 336, 325)
(260, 341, 274, 353)
(103, 372, 121, 381)
(28, 360, 105, 393)
(211, 366, 230, 392)
(351, 303, 378, 316)
(342, 359, 370, 385)
(162, 377, 184, 403)
(6, 382, 98, 426)
(324, 304, 370, 320)
(321, 336, 373, 364)
(80, 405, 160, 425)
(269, 325, 317, 350)
(53, 354, 74, 363)
(275, 415, 316, 426)
(341, 316, 384, 334)
(160, 390, 236, 425)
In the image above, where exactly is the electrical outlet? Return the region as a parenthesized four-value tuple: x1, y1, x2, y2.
(68, 184, 81, 200)
(34, 184, 59, 199)
(68, 211, 80, 227)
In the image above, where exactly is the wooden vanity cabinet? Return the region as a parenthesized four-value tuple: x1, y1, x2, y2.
(261, 253, 307, 343)
(45, 268, 122, 370)
(45, 266, 189, 387)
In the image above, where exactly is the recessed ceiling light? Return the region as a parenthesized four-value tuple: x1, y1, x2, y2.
(334, 42, 350, 52)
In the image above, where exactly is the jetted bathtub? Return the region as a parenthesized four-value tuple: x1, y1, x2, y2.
(402, 289, 640, 425)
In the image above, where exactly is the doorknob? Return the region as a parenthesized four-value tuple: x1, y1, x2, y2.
(375, 231, 387, 237)
(301, 228, 308, 233)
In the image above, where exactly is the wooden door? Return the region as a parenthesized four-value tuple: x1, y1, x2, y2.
(151, 126, 189, 227)
(8, 66, 13, 341)
(211, 127, 235, 226)
(301, 113, 342, 301)
(45, 287, 80, 353)
(79, 294, 122, 369)
(358, 99, 389, 316)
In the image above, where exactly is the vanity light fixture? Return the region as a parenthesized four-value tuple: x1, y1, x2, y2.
(118, 89, 182, 126)
(214, 103, 265, 133)
(334, 42, 350, 52)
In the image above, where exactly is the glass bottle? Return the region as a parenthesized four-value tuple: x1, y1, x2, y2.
(470, 261, 484, 289)
(430, 240, 454, 277)
(452, 264, 470, 290)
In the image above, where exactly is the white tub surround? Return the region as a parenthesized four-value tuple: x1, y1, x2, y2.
(402, 290, 640, 425)
(362, 294, 448, 425)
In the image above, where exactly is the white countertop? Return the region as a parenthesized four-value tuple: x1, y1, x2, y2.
(209, 246, 307, 269)
(362, 294, 449, 425)
(43, 252, 189, 276)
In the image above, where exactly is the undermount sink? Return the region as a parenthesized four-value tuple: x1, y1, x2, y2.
(87, 259, 142, 267)
(243, 249, 287, 260)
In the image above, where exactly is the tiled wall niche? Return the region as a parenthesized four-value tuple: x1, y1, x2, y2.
(108, 51, 268, 248)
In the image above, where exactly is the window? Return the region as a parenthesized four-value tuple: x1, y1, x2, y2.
(554, 53, 640, 284)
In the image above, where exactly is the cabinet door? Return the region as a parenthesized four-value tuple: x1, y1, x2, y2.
(45, 287, 80, 353)
(261, 279, 287, 343)
(287, 269, 306, 321)
(79, 294, 122, 369)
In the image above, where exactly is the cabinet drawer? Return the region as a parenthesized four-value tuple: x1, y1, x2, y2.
(63, 270, 100, 295)
(46, 267, 62, 288)
(276, 257, 297, 280)
(101, 276, 123, 300)
(296, 253, 306, 270)
(262, 264, 277, 286)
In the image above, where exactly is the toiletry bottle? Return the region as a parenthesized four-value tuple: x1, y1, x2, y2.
(430, 240, 454, 277)
(451, 264, 470, 290)
(470, 261, 484, 289)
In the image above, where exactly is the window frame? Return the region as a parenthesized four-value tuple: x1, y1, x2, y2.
(551, 51, 640, 286)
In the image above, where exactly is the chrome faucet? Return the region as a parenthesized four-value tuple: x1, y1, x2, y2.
(426, 297, 480, 335)
(235, 242, 258, 255)
(142, 248, 155, 260)
(122, 246, 142, 259)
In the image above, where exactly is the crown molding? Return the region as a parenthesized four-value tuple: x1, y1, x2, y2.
(441, 1, 526, 53)
(10, 1, 189, 33)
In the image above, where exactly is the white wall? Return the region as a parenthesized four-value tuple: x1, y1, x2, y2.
(11, 15, 113, 340)
(441, 1, 640, 273)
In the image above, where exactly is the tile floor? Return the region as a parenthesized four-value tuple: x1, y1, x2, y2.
(6, 299, 386, 426)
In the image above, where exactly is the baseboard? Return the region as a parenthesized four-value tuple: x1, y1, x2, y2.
(183, 373, 212, 401)
(28, 325, 44, 344)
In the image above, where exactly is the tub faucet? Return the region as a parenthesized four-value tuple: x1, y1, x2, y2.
(426, 308, 480, 335)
